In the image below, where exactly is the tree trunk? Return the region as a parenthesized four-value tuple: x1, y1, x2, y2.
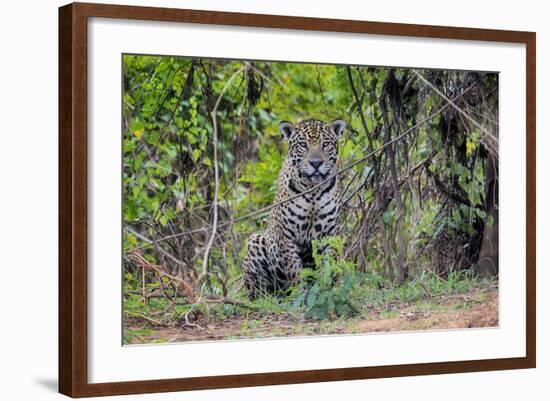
(386, 138, 407, 284)
(477, 154, 499, 276)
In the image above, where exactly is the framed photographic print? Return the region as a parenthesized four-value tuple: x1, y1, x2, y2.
(58, 2, 536, 397)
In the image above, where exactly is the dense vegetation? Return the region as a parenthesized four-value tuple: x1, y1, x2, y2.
(122, 55, 499, 341)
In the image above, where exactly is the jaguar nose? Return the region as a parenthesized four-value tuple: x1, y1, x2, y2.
(309, 159, 323, 170)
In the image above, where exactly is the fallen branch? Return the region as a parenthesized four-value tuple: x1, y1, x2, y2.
(125, 311, 163, 326)
(128, 250, 196, 303)
(203, 296, 260, 310)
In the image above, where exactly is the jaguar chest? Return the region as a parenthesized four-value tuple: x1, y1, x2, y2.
(278, 186, 339, 248)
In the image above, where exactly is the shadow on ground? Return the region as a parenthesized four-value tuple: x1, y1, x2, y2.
(35, 378, 57, 393)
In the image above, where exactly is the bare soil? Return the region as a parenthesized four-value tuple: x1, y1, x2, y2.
(125, 288, 498, 344)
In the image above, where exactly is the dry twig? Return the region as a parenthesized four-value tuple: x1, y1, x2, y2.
(128, 250, 196, 302)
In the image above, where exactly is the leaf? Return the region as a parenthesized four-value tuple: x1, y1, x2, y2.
(299, 268, 317, 280)
(192, 148, 201, 162)
(292, 292, 306, 310)
(141, 100, 156, 119)
(129, 118, 144, 132)
(306, 291, 317, 308)
(382, 209, 395, 225)
(306, 284, 320, 308)
(164, 145, 177, 158)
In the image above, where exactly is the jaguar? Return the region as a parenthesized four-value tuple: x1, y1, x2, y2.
(243, 118, 345, 299)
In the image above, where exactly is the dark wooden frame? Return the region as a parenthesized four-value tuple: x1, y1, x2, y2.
(59, 2, 536, 397)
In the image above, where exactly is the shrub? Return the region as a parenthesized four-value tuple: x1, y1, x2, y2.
(291, 236, 358, 320)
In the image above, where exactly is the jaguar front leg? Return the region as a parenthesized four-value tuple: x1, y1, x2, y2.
(280, 242, 305, 288)
(243, 233, 271, 300)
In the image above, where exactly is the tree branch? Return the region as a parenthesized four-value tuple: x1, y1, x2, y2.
(413, 70, 498, 151)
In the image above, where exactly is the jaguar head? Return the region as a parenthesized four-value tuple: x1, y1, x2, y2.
(279, 118, 345, 186)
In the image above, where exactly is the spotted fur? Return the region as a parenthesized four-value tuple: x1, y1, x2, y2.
(243, 118, 346, 299)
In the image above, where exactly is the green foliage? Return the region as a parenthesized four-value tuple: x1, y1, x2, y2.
(291, 236, 359, 320)
(239, 146, 284, 208)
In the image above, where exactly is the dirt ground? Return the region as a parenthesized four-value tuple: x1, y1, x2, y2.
(125, 288, 498, 344)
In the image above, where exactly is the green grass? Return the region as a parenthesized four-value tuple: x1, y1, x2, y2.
(351, 268, 496, 314)
(123, 328, 156, 343)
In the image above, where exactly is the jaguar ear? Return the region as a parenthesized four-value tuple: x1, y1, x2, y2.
(330, 119, 346, 138)
(279, 121, 295, 141)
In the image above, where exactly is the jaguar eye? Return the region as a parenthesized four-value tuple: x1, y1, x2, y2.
(298, 141, 307, 148)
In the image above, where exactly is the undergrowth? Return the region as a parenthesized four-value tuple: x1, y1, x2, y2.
(123, 236, 497, 342)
